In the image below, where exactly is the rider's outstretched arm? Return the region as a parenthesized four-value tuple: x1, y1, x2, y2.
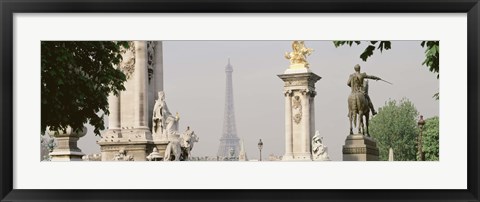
(366, 75, 381, 81)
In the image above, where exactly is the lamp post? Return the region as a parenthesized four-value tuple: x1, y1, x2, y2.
(417, 115, 426, 161)
(258, 139, 263, 161)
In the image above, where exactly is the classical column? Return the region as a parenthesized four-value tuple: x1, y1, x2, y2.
(284, 90, 293, 159)
(154, 41, 164, 93)
(302, 90, 311, 156)
(310, 91, 316, 145)
(108, 93, 121, 130)
(134, 41, 149, 129)
(278, 41, 321, 161)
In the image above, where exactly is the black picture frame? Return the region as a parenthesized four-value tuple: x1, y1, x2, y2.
(1, 0, 479, 201)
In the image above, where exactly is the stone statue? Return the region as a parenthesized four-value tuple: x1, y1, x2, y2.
(285, 41, 314, 68)
(347, 64, 383, 136)
(152, 91, 167, 136)
(165, 112, 180, 136)
(164, 126, 199, 161)
(152, 91, 180, 137)
(181, 126, 199, 159)
(311, 131, 330, 160)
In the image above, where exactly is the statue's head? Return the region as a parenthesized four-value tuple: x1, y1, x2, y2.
(158, 91, 165, 100)
(354, 64, 361, 72)
(292, 41, 300, 51)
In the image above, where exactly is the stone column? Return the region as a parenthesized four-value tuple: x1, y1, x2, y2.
(133, 41, 149, 130)
(154, 41, 164, 93)
(108, 93, 121, 130)
(301, 90, 311, 158)
(278, 70, 321, 161)
(283, 90, 293, 160)
(310, 91, 316, 147)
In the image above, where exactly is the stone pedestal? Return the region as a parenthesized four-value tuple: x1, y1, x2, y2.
(278, 68, 321, 161)
(99, 141, 151, 161)
(342, 134, 379, 161)
(99, 129, 155, 161)
(48, 126, 87, 161)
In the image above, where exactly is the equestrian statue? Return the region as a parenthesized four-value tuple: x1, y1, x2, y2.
(347, 64, 391, 136)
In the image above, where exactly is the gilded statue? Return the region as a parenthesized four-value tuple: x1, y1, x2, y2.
(285, 41, 314, 68)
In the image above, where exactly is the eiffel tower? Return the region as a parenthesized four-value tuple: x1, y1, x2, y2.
(217, 59, 240, 157)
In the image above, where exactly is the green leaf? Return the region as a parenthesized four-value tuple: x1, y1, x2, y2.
(360, 45, 375, 61)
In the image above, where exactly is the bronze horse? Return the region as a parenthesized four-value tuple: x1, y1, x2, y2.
(348, 81, 371, 136)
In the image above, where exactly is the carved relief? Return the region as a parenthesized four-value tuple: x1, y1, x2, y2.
(342, 147, 379, 155)
(119, 41, 156, 81)
(112, 148, 134, 161)
(286, 80, 308, 87)
(301, 89, 317, 97)
(147, 41, 155, 82)
(120, 41, 135, 79)
(292, 95, 302, 124)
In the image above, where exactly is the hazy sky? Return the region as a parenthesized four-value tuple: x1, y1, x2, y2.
(78, 41, 439, 161)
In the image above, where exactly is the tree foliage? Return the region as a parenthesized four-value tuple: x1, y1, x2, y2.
(333, 40, 439, 99)
(369, 98, 419, 161)
(41, 41, 128, 135)
(333, 41, 392, 61)
(422, 116, 439, 161)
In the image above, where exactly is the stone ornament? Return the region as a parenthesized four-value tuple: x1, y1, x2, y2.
(342, 147, 380, 156)
(146, 147, 163, 161)
(287, 80, 308, 86)
(120, 41, 135, 79)
(119, 41, 156, 80)
(284, 41, 314, 69)
(301, 89, 316, 96)
(292, 95, 302, 124)
(47, 126, 87, 161)
(113, 148, 134, 161)
(147, 41, 155, 82)
(284, 89, 293, 97)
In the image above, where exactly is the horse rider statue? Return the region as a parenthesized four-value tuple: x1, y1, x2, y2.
(347, 64, 391, 136)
